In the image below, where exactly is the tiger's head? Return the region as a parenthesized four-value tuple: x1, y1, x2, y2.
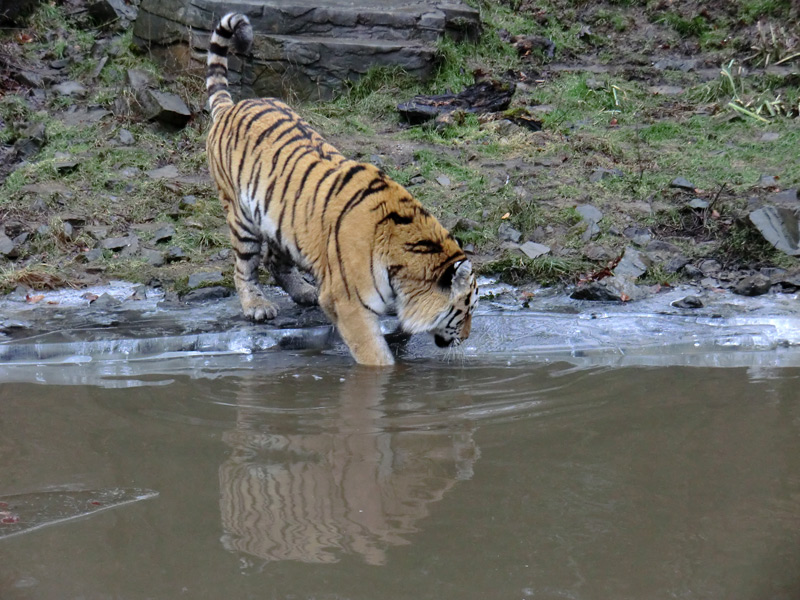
(397, 258, 478, 348)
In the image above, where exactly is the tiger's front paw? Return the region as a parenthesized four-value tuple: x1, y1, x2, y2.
(240, 293, 278, 321)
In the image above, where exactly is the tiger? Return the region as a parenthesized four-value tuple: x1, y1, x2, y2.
(205, 12, 478, 366)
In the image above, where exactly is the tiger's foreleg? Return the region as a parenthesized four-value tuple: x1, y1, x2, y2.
(224, 201, 278, 321)
(318, 289, 395, 367)
(266, 247, 318, 307)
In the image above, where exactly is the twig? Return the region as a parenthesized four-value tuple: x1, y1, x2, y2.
(775, 52, 800, 66)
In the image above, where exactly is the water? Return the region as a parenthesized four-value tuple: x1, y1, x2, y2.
(2, 284, 800, 598)
(2, 354, 799, 599)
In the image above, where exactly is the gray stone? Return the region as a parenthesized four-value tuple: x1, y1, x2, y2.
(165, 246, 187, 262)
(623, 226, 652, 246)
(52, 80, 87, 97)
(84, 226, 111, 240)
(665, 256, 690, 273)
(589, 168, 623, 183)
(768, 188, 798, 205)
(84, 248, 106, 262)
(100, 235, 137, 251)
(53, 152, 81, 172)
(146, 165, 181, 179)
(88, 0, 138, 25)
(453, 217, 479, 232)
(570, 275, 643, 302)
(90, 292, 122, 309)
(180, 195, 197, 207)
(126, 68, 152, 90)
(584, 243, 612, 262)
(139, 89, 192, 127)
(141, 248, 165, 267)
(151, 225, 176, 244)
(687, 198, 709, 209)
(653, 58, 698, 72)
(498, 222, 522, 243)
(409, 175, 426, 186)
(683, 264, 703, 279)
(672, 295, 703, 309)
(14, 122, 46, 158)
(435, 174, 451, 187)
(519, 241, 550, 260)
(749, 206, 800, 256)
(118, 128, 135, 145)
(699, 260, 721, 276)
(187, 270, 225, 289)
(670, 177, 696, 191)
(182, 286, 231, 303)
(576, 204, 603, 224)
(758, 174, 779, 188)
(132, 0, 480, 101)
(648, 85, 684, 96)
(733, 274, 772, 297)
(759, 132, 780, 142)
(0, 232, 16, 257)
(614, 246, 651, 280)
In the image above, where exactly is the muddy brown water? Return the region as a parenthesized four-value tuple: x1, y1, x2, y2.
(1, 352, 799, 599)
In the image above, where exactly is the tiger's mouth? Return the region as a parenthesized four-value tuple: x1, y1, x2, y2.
(434, 334, 454, 348)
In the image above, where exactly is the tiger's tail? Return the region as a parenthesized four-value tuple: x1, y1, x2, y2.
(206, 13, 253, 122)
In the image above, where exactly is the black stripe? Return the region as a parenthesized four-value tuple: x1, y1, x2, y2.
(336, 164, 367, 194)
(379, 212, 413, 226)
(206, 83, 227, 96)
(209, 42, 228, 57)
(404, 240, 443, 254)
(253, 116, 295, 149)
(207, 63, 226, 76)
(216, 26, 233, 39)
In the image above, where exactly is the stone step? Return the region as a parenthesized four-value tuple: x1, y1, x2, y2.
(133, 0, 480, 100)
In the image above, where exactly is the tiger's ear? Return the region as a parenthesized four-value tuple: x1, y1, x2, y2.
(450, 259, 472, 296)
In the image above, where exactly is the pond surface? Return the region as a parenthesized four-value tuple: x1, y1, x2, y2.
(2, 349, 800, 599)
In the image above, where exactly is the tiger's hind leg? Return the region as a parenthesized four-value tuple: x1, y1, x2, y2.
(223, 197, 278, 321)
(266, 246, 318, 307)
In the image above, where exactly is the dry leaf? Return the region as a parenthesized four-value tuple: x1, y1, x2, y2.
(15, 32, 34, 44)
(501, 212, 511, 220)
(26, 294, 45, 303)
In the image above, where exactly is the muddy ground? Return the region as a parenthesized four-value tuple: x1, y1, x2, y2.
(1, 0, 799, 308)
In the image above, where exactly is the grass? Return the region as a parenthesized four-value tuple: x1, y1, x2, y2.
(1, 0, 799, 291)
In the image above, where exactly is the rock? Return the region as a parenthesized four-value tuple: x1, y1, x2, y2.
(683, 264, 703, 279)
(699, 260, 721, 276)
(757, 174, 778, 188)
(187, 270, 225, 289)
(519, 241, 550, 260)
(614, 246, 651, 280)
(589, 168, 623, 183)
(180, 195, 197, 207)
(570, 275, 643, 302)
(759, 132, 780, 142)
(0, 232, 17, 257)
(665, 256, 691, 273)
(672, 295, 704, 309)
(733, 274, 772, 297)
(146, 165, 180, 179)
(670, 177, 696, 191)
(576, 204, 603, 224)
(90, 292, 121, 309)
(165, 246, 187, 262)
(408, 175, 426, 186)
(52, 152, 81, 172)
(118, 128, 134, 145)
(653, 58, 699, 72)
(498, 222, 522, 243)
(648, 85, 684, 96)
(14, 122, 46, 158)
(435, 174, 451, 187)
(453, 217, 479, 232)
(687, 198, 709, 209)
(83, 248, 106, 262)
(88, 0, 138, 26)
(182, 286, 231, 303)
(52, 80, 87, 97)
(141, 248, 165, 267)
(138, 89, 192, 127)
(99, 235, 137, 251)
(749, 206, 800, 255)
(151, 225, 176, 244)
(126, 68, 152, 90)
(768, 188, 798, 205)
(584, 243, 612, 262)
(119, 236, 140, 258)
(84, 226, 111, 240)
(623, 226, 652, 246)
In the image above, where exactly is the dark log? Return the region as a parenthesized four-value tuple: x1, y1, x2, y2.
(397, 79, 515, 124)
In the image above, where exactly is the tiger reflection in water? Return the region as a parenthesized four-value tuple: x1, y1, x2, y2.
(217, 369, 479, 565)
